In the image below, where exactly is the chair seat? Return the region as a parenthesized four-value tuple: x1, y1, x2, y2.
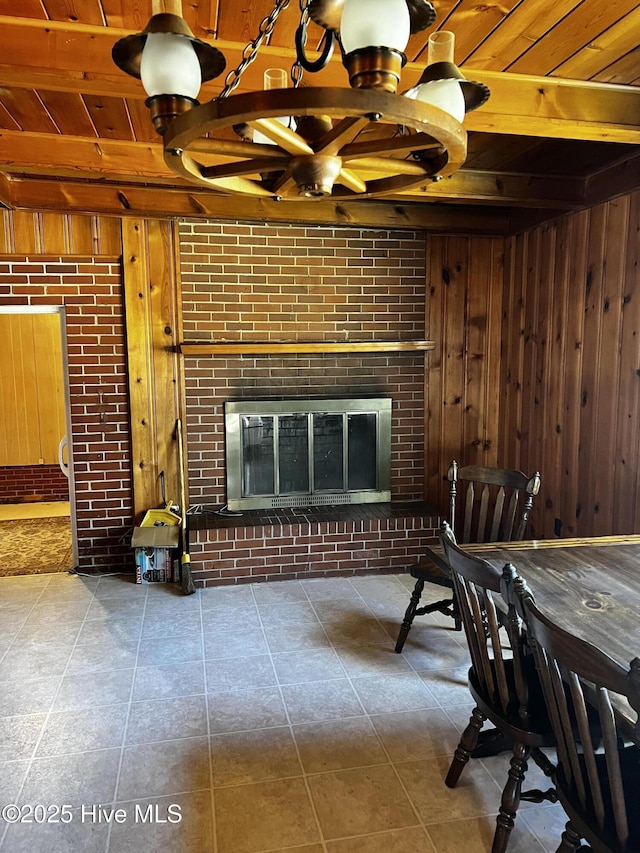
(410, 559, 452, 589)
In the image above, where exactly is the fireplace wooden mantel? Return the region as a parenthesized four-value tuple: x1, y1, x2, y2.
(178, 340, 435, 356)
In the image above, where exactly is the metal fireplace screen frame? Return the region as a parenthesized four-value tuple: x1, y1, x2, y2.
(224, 398, 392, 510)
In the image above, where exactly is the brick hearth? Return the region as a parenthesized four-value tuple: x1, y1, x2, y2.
(189, 502, 440, 588)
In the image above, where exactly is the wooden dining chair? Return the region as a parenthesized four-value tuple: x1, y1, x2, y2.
(440, 522, 556, 853)
(394, 461, 541, 653)
(514, 576, 640, 853)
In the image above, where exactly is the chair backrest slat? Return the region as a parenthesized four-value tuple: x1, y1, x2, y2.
(463, 482, 474, 543)
(512, 576, 640, 852)
(441, 523, 531, 720)
(501, 490, 518, 540)
(477, 483, 490, 541)
(448, 462, 541, 546)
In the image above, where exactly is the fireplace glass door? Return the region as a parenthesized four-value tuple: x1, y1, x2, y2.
(225, 399, 391, 510)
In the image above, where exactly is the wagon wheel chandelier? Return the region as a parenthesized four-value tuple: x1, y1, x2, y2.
(112, 0, 490, 200)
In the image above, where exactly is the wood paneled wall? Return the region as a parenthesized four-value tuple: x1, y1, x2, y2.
(425, 235, 504, 513)
(0, 210, 121, 255)
(500, 191, 640, 539)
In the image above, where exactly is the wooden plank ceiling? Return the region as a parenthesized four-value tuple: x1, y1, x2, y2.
(0, 0, 637, 230)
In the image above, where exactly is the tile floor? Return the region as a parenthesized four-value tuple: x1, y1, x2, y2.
(0, 570, 568, 853)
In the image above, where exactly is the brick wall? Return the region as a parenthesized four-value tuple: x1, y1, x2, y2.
(179, 221, 428, 507)
(0, 257, 133, 572)
(0, 465, 69, 503)
(179, 220, 436, 585)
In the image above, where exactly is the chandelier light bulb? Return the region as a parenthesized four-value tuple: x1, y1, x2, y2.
(140, 32, 202, 99)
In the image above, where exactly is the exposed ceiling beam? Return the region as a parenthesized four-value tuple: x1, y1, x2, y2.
(583, 150, 640, 206)
(0, 17, 638, 144)
(0, 174, 512, 234)
(0, 131, 586, 208)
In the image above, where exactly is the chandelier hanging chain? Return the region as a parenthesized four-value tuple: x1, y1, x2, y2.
(294, 0, 334, 78)
(218, 0, 291, 100)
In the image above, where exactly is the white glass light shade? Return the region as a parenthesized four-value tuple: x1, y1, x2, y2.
(407, 78, 465, 123)
(340, 0, 410, 55)
(140, 32, 202, 99)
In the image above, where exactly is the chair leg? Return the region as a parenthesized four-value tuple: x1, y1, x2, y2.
(555, 821, 583, 853)
(445, 706, 486, 788)
(395, 578, 424, 653)
(492, 740, 530, 853)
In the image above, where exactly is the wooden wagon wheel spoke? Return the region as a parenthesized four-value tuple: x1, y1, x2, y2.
(246, 118, 314, 155)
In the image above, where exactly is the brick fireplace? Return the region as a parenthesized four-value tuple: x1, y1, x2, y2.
(179, 220, 440, 587)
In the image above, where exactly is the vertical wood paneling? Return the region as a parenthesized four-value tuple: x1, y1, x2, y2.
(0, 209, 122, 255)
(425, 236, 445, 508)
(424, 234, 504, 514)
(502, 191, 640, 538)
(499, 234, 525, 473)
(147, 219, 182, 509)
(614, 192, 640, 532)
(122, 218, 182, 521)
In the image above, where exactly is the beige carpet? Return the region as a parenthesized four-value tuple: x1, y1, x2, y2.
(0, 517, 73, 577)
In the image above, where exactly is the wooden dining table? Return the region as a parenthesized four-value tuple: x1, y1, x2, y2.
(466, 533, 640, 734)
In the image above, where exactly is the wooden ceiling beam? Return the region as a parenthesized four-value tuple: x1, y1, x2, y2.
(0, 17, 638, 144)
(0, 131, 585, 208)
(584, 150, 640, 207)
(0, 174, 512, 234)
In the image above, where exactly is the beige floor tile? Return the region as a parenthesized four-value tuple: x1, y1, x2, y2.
(271, 647, 346, 684)
(370, 707, 462, 762)
(132, 661, 205, 701)
(423, 815, 546, 853)
(0, 675, 61, 717)
(205, 654, 277, 691)
(395, 755, 503, 824)
(203, 625, 269, 659)
(322, 617, 393, 647)
(301, 577, 361, 601)
(0, 713, 46, 761)
(0, 758, 30, 804)
(207, 686, 289, 734)
(307, 764, 419, 839)
(281, 679, 364, 724)
(117, 737, 210, 801)
(19, 748, 121, 808)
(109, 790, 214, 853)
(256, 601, 320, 627)
(209, 726, 303, 787)
(350, 672, 439, 715)
(2, 808, 109, 853)
(519, 803, 570, 852)
(126, 695, 208, 744)
(326, 826, 436, 853)
(263, 622, 332, 653)
(36, 705, 127, 757)
(53, 668, 134, 712)
(215, 777, 321, 853)
(293, 716, 388, 773)
(333, 642, 413, 677)
(251, 581, 307, 604)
